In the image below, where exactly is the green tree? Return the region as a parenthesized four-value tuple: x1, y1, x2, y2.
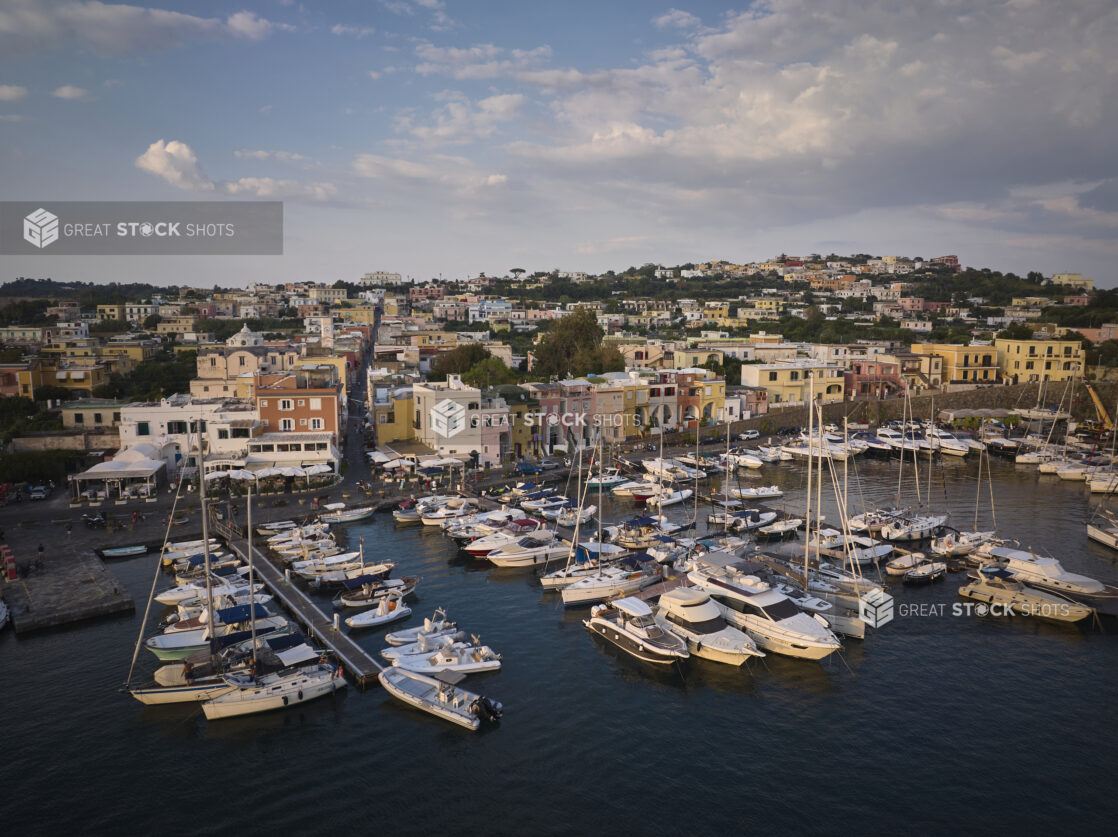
(996, 322, 1034, 340)
(428, 344, 493, 381)
(462, 356, 518, 388)
(532, 308, 623, 378)
(143, 313, 163, 330)
(32, 385, 71, 403)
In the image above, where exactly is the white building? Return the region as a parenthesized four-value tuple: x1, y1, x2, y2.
(118, 394, 259, 474)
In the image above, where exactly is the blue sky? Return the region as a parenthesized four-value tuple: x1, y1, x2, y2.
(2, 0, 1117, 286)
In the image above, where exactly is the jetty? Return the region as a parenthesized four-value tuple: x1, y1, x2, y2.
(213, 517, 385, 690)
(2, 548, 134, 635)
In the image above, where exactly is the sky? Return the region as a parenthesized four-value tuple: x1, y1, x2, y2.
(1, 0, 1116, 287)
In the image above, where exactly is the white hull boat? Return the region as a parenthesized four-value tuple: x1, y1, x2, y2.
(654, 587, 763, 666)
(203, 663, 345, 719)
(378, 668, 501, 731)
(392, 641, 502, 675)
(584, 597, 689, 665)
(345, 595, 412, 629)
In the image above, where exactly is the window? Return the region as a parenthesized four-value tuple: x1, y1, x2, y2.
(136, 422, 150, 436)
(232, 428, 250, 438)
(74, 413, 83, 424)
(297, 399, 305, 407)
(217, 428, 229, 439)
(310, 418, 324, 430)
(299, 418, 307, 426)
(167, 421, 187, 434)
(280, 418, 294, 431)
(310, 397, 322, 411)
(209, 357, 216, 367)
(239, 355, 246, 367)
(279, 399, 294, 411)
(261, 400, 268, 407)
(768, 372, 778, 381)
(112, 412, 120, 422)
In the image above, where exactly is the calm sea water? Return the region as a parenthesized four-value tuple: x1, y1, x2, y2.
(2, 456, 1116, 836)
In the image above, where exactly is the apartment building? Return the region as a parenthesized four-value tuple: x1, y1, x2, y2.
(740, 360, 845, 405)
(994, 337, 1083, 383)
(911, 344, 999, 388)
(118, 394, 259, 473)
(412, 374, 510, 466)
(191, 325, 301, 397)
(255, 366, 344, 441)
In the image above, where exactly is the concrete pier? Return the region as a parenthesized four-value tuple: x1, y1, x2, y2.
(1, 548, 134, 635)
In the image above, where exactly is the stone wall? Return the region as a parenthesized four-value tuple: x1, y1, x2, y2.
(10, 431, 120, 453)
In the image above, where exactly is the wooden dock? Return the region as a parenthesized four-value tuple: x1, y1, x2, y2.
(215, 519, 385, 690)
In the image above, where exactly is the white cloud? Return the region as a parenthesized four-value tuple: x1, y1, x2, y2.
(259, 104, 273, 114)
(0, 114, 25, 122)
(352, 152, 507, 195)
(52, 84, 89, 100)
(0, 84, 28, 101)
(368, 70, 381, 80)
(415, 43, 552, 80)
(331, 24, 375, 38)
(0, 1, 294, 60)
(399, 92, 525, 144)
(135, 139, 214, 192)
(234, 149, 305, 162)
(652, 9, 700, 31)
(576, 236, 649, 255)
(136, 139, 334, 202)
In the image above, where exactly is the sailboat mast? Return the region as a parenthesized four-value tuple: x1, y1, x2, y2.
(247, 484, 257, 668)
(724, 412, 731, 538)
(197, 419, 215, 639)
(802, 372, 815, 586)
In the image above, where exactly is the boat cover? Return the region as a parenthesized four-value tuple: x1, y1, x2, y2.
(276, 643, 319, 667)
(215, 604, 269, 624)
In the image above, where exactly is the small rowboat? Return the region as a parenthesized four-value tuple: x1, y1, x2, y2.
(345, 595, 412, 629)
(101, 545, 148, 558)
(378, 668, 502, 731)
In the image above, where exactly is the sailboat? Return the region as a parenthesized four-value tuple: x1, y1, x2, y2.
(202, 490, 346, 720)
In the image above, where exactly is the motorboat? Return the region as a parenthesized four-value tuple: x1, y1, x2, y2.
(554, 504, 597, 528)
(848, 508, 901, 534)
(612, 515, 684, 550)
(463, 519, 548, 557)
(929, 530, 995, 557)
(381, 630, 464, 661)
(756, 446, 784, 463)
(709, 508, 778, 533)
(924, 427, 970, 456)
(903, 560, 947, 585)
(486, 536, 570, 568)
(391, 637, 502, 674)
(583, 596, 690, 665)
(385, 607, 456, 646)
(726, 449, 764, 470)
(611, 478, 662, 500)
(518, 492, 564, 514)
(645, 488, 693, 508)
(101, 544, 148, 558)
(560, 554, 663, 607)
(880, 513, 947, 542)
(653, 587, 763, 666)
(378, 668, 502, 731)
(585, 468, 628, 489)
(979, 544, 1118, 614)
(144, 605, 289, 660)
(756, 518, 802, 541)
(851, 433, 892, 456)
(154, 576, 263, 606)
(255, 520, 296, 535)
(687, 555, 841, 660)
(643, 457, 706, 481)
(732, 486, 783, 500)
(290, 551, 363, 581)
(420, 498, 479, 525)
(958, 568, 1094, 622)
(333, 576, 420, 608)
(885, 552, 926, 577)
(319, 503, 377, 524)
(345, 594, 412, 629)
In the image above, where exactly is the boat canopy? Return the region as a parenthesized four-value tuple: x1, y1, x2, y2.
(612, 596, 653, 617)
(215, 604, 269, 624)
(625, 516, 659, 528)
(275, 643, 319, 667)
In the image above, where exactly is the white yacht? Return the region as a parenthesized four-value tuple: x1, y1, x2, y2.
(880, 513, 947, 542)
(688, 555, 841, 660)
(959, 568, 1093, 623)
(486, 536, 570, 568)
(463, 519, 549, 557)
(980, 544, 1117, 613)
(203, 654, 345, 720)
(539, 542, 627, 590)
(560, 555, 663, 607)
(378, 668, 502, 731)
(923, 427, 970, 456)
(654, 587, 764, 666)
(585, 468, 627, 489)
(583, 597, 689, 665)
(391, 639, 502, 674)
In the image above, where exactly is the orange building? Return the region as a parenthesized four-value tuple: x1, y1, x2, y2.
(255, 366, 343, 442)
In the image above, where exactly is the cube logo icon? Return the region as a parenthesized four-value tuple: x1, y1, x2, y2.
(859, 587, 894, 628)
(430, 398, 466, 439)
(24, 208, 60, 249)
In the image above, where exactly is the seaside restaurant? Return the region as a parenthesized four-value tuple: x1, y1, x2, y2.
(70, 446, 167, 501)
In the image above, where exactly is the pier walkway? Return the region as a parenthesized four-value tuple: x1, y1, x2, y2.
(213, 517, 384, 690)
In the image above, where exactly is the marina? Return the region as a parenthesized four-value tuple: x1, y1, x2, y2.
(2, 427, 1118, 833)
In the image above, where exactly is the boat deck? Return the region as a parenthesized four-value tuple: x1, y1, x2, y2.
(217, 520, 385, 690)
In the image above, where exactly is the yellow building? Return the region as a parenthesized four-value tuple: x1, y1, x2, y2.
(911, 344, 999, 386)
(740, 361, 845, 404)
(674, 348, 724, 369)
(995, 337, 1084, 383)
(373, 388, 415, 444)
(61, 399, 126, 430)
(97, 304, 126, 322)
(703, 303, 731, 320)
(337, 306, 380, 324)
(1050, 273, 1094, 291)
(17, 358, 110, 399)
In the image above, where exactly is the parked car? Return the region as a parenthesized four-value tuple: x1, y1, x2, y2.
(27, 485, 49, 501)
(539, 459, 560, 470)
(738, 430, 760, 440)
(516, 462, 543, 475)
(703, 434, 726, 445)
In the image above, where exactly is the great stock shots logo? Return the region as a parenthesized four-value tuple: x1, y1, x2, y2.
(430, 399, 467, 439)
(23, 208, 59, 249)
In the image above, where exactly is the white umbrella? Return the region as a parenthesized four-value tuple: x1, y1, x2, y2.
(255, 467, 285, 478)
(280, 466, 306, 477)
(228, 469, 257, 480)
(304, 463, 333, 476)
(204, 470, 230, 480)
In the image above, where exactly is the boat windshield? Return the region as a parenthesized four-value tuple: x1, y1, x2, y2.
(667, 612, 725, 633)
(628, 613, 657, 629)
(759, 598, 803, 621)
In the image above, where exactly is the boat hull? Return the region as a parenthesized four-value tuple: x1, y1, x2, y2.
(584, 620, 687, 665)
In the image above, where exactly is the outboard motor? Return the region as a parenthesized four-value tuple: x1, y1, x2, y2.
(473, 696, 503, 724)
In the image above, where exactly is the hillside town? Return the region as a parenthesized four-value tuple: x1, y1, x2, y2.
(0, 255, 1107, 495)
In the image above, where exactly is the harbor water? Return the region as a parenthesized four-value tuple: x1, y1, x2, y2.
(2, 455, 1116, 835)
